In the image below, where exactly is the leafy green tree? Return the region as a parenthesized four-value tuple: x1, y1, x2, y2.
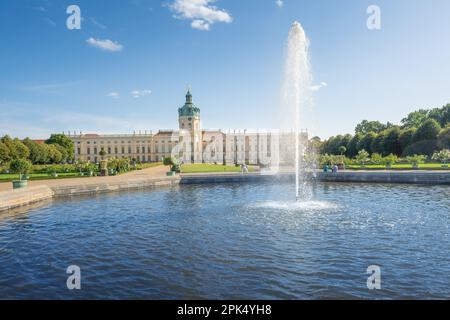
(398, 128, 416, 152)
(355, 120, 390, 135)
(23, 138, 50, 164)
(402, 140, 439, 157)
(339, 146, 347, 155)
(13, 138, 30, 159)
(57, 144, 69, 162)
(381, 126, 402, 156)
(9, 159, 32, 181)
(401, 109, 429, 129)
(370, 133, 384, 155)
(47, 144, 63, 164)
(36, 143, 51, 164)
(46, 134, 74, 161)
(346, 133, 362, 158)
(428, 104, 450, 127)
(413, 119, 441, 142)
(0, 142, 11, 164)
(1, 135, 18, 160)
(437, 126, 450, 149)
(321, 135, 340, 155)
(357, 132, 377, 155)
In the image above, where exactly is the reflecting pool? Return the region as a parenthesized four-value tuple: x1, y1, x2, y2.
(0, 182, 449, 299)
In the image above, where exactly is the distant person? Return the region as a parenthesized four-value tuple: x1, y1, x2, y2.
(323, 165, 329, 173)
(332, 165, 338, 173)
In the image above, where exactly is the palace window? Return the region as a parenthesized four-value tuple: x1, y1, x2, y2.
(87, 147, 90, 155)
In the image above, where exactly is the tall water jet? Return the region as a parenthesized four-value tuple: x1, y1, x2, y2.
(283, 21, 313, 200)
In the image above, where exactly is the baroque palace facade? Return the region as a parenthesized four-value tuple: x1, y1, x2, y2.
(68, 91, 308, 166)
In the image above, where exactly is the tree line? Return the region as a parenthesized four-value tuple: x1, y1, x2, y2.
(317, 104, 450, 158)
(0, 134, 74, 166)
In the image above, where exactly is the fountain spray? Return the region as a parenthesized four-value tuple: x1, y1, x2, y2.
(284, 21, 312, 201)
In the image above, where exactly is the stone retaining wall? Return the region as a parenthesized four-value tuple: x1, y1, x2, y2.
(51, 177, 180, 198)
(180, 171, 450, 185)
(0, 186, 54, 211)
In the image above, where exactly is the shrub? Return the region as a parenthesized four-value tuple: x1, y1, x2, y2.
(370, 153, 383, 165)
(432, 149, 450, 165)
(406, 155, 426, 168)
(356, 149, 370, 167)
(382, 154, 398, 168)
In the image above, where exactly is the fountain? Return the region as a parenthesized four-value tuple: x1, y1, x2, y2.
(283, 21, 313, 201)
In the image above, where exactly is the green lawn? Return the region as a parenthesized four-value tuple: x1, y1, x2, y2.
(347, 163, 449, 170)
(181, 164, 256, 173)
(0, 172, 82, 182)
(0, 162, 165, 183)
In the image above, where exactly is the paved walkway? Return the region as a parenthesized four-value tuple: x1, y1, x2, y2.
(0, 165, 169, 192)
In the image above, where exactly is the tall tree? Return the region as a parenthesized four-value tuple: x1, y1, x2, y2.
(357, 132, 377, 154)
(437, 126, 450, 149)
(346, 133, 363, 158)
(355, 120, 389, 135)
(13, 138, 30, 159)
(381, 126, 402, 156)
(428, 104, 450, 127)
(0, 142, 10, 164)
(398, 128, 416, 152)
(401, 109, 429, 129)
(413, 119, 441, 142)
(46, 134, 74, 161)
(1, 135, 17, 160)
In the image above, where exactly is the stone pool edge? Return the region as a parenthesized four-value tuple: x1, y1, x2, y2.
(1, 171, 449, 212)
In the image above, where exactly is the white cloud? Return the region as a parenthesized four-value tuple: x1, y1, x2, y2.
(86, 38, 123, 52)
(191, 19, 210, 31)
(107, 92, 120, 99)
(275, 0, 284, 7)
(131, 89, 152, 98)
(170, 0, 232, 31)
(311, 82, 328, 92)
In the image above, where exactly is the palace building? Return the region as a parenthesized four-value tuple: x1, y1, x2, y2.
(68, 91, 308, 165)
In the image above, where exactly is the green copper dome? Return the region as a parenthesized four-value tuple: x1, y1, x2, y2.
(178, 90, 200, 118)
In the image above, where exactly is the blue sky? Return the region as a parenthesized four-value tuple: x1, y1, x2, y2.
(0, 0, 449, 139)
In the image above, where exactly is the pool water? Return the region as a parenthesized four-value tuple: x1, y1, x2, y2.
(0, 182, 449, 299)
